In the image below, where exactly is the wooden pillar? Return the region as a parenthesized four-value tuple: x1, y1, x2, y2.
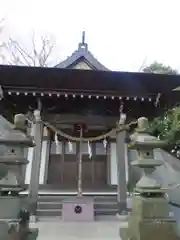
(91, 143, 96, 186)
(42, 139, 51, 184)
(28, 110, 43, 221)
(106, 142, 111, 185)
(116, 130, 128, 215)
(61, 141, 65, 182)
(76, 142, 80, 191)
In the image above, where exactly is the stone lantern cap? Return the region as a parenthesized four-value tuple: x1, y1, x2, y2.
(129, 117, 167, 149)
(0, 114, 34, 147)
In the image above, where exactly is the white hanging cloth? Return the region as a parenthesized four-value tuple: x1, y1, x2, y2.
(88, 141, 92, 159)
(55, 132, 61, 154)
(155, 93, 161, 107)
(103, 138, 107, 149)
(68, 141, 73, 153)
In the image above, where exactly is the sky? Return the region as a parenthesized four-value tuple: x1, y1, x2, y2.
(1, 0, 180, 71)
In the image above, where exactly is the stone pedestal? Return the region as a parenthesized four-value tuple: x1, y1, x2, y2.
(0, 197, 39, 239)
(0, 197, 26, 219)
(62, 196, 94, 221)
(120, 195, 179, 240)
(120, 117, 180, 240)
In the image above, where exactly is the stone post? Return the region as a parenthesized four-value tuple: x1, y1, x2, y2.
(28, 110, 43, 222)
(116, 129, 128, 215)
(120, 117, 179, 240)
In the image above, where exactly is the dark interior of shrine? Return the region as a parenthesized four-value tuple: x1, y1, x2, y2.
(1, 94, 162, 124)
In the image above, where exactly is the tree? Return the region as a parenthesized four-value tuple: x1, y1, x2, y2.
(4, 33, 55, 67)
(142, 61, 178, 75)
(145, 62, 180, 157)
(0, 18, 6, 63)
(149, 107, 180, 157)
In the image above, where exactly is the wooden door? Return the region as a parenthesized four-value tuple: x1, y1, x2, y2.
(94, 155, 107, 188)
(63, 154, 77, 188)
(81, 154, 107, 189)
(47, 154, 107, 189)
(82, 155, 93, 188)
(47, 154, 62, 186)
(47, 154, 77, 188)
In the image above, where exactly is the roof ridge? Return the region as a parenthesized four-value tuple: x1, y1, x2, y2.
(55, 37, 109, 71)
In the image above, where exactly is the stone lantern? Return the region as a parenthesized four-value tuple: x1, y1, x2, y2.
(120, 117, 179, 240)
(0, 114, 38, 239)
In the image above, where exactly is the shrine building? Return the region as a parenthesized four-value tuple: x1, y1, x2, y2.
(0, 32, 180, 194)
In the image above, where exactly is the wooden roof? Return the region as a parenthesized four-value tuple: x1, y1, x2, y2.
(0, 65, 180, 97)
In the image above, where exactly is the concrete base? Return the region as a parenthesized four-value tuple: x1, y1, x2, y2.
(28, 228, 39, 240)
(0, 221, 9, 239)
(62, 196, 94, 222)
(0, 220, 39, 239)
(0, 197, 22, 219)
(30, 215, 38, 223)
(116, 213, 128, 221)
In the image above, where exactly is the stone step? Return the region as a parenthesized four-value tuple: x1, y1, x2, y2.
(95, 203, 118, 210)
(37, 214, 119, 222)
(37, 209, 62, 217)
(38, 195, 117, 202)
(95, 209, 118, 215)
(37, 202, 62, 210)
(36, 195, 126, 217)
(37, 208, 118, 217)
(37, 202, 118, 210)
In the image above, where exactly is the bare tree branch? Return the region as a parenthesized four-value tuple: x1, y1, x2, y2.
(7, 38, 33, 65)
(138, 56, 147, 72)
(4, 33, 55, 67)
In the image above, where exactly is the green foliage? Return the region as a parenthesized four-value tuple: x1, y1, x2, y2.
(143, 61, 179, 154)
(149, 107, 180, 153)
(142, 61, 178, 75)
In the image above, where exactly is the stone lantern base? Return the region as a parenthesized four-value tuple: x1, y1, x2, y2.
(0, 221, 38, 239)
(0, 196, 38, 239)
(120, 194, 180, 240)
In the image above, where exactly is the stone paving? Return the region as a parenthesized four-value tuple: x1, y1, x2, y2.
(29, 204, 180, 239)
(30, 220, 127, 240)
(29, 201, 180, 239)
